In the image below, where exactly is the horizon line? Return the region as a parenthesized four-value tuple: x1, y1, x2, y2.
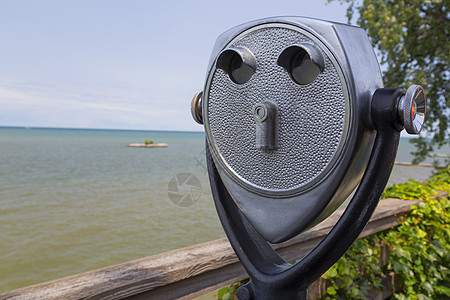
(0, 125, 204, 134)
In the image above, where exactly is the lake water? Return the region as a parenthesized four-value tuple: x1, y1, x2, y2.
(0, 127, 446, 292)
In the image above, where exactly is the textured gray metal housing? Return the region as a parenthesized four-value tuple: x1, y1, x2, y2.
(203, 17, 383, 243)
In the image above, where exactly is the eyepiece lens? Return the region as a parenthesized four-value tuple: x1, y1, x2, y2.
(230, 54, 254, 84)
(277, 44, 324, 85)
(216, 47, 256, 84)
(291, 51, 320, 85)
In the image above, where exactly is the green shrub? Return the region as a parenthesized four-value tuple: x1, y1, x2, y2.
(323, 166, 449, 299)
(427, 165, 450, 194)
(382, 179, 436, 201)
(381, 196, 450, 299)
(321, 235, 385, 298)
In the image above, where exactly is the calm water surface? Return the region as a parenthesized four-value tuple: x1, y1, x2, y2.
(0, 127, 223, 292)
(0, 127, 446, 292)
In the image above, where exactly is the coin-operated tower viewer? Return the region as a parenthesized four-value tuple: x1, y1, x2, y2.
(191, 17, 426, 299)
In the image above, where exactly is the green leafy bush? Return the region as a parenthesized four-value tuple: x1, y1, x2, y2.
(381, 196, 449, 299)
(427, 165, 450, 194)
(323, 166, 449, 299)
(382, 179, 436, 201)
(322, 236, 385, 298)
(144, 139, 154, 145)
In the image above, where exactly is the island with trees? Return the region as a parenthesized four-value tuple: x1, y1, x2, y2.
(128, 139, 168, 148)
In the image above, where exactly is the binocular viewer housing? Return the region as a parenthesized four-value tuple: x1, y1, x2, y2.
(192, 17, 425, 243)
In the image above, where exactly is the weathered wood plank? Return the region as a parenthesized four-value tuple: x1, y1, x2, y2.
(0, 198, 419, 300)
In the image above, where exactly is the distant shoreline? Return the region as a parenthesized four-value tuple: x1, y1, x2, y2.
(0, 125, 204, 134)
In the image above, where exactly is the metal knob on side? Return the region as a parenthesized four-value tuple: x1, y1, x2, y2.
(191, 91, 203, 124)
(397, 85, 426, 134)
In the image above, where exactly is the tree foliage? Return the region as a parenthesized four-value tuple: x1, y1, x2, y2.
(328, 0, 449, 164)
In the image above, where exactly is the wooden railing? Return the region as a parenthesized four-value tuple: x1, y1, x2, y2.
(0, 198, 419, 300)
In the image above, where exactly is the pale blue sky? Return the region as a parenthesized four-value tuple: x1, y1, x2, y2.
(0, 0, 352, 131)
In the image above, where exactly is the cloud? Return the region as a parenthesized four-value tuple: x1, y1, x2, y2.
(0, 80, 198, 130)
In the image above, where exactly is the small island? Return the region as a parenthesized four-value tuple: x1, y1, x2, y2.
(128, 139, 168, 148)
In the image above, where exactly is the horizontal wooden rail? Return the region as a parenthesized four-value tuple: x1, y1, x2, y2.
(0, 198, 419, 300)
